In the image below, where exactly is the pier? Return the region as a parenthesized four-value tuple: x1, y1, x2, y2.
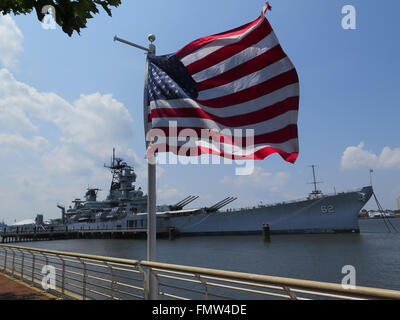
(1, 228, 170, 243)
(1, 243, 400, 300)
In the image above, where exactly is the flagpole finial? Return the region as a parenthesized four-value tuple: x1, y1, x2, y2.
(262, 2, 272, 15)
(147, 34, 156, 55)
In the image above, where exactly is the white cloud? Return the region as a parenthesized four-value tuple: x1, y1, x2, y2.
(157, 185, 184, 203)
(0, 133, 49, 153)
(0, 69, 133, 156)
(341, 142, 400, 169)
(0, 14, 23, 68)
(0, 105, 38, 132)
(40, 146, 98, 175)
(221, 166, 290, 192)
(60, 93, 134, 157)
(0, 68, 137, 222)
(0, 68, 134, 160)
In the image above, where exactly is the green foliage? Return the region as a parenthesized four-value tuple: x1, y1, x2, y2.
(0, 0, 121, 36)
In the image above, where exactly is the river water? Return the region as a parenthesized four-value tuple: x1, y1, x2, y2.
(12, 218, 400, 291)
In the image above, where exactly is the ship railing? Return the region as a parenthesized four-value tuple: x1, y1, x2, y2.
(222, 187, 366, 212)
(1, 243, 400, 300)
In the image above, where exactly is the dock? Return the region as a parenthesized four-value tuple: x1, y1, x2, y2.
(1, 228, 171, 243)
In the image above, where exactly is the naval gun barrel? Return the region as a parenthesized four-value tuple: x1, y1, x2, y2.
(206, 197, 237, 212)
(207, 197, 230, 211)
(174, 196, 193, 208)
(170, 195, 199, 211)
(220, 197, 237, 207)
(214, 197, 237, 210)
(178, 195, 199, 208)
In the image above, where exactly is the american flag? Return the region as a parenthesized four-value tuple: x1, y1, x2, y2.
(146, 3, 299, 163)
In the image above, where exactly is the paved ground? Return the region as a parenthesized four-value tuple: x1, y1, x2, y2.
(0, 273, 54, 300)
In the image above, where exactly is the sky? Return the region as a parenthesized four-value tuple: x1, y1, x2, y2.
(0, 0, 399, 224)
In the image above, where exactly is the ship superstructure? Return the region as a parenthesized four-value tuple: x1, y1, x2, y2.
(58, 149, 148, 225)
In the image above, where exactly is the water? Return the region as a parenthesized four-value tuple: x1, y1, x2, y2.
(12, 218, 400, 291)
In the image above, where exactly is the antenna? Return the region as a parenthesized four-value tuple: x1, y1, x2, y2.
(308, 165, 323, 195)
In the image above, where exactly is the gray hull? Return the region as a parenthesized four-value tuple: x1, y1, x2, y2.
(62, 186, 373, 235)
(160, 186, 373, 234)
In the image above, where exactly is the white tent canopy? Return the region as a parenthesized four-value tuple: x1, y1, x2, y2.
(11, 219, 35, 226)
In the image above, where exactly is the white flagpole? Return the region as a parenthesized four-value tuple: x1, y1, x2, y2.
(114, 34, 158, 300)
(145, 36, 157, 300)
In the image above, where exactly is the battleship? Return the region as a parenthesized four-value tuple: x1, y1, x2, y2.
(5, 150, 373, 236)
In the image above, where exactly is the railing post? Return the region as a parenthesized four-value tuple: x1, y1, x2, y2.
(105, 262, 115, 300)
(11, 249, 15, 276)
(79, 258, 87, 300)
(2, 248, 7, 272)
(57, 255, 66, 296)
(195, 274, 209, 300)
(282, 285, 297, 300)
(31, 252, 35, 284)
(137, 264, 148, 300)
(18, 249, 25, 280)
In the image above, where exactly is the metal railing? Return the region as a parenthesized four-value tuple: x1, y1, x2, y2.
(1, 244, 400, 300)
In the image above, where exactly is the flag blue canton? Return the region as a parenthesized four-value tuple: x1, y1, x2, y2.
(147, 54, 198, 104)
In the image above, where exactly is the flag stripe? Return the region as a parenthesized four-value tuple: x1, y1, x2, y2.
(197, 57, 294, 101)
(149, 110, 298, 135)
(197, 69, 299, 108)
(148, 144, 298, 163)
(196, 44, 286, 91)
(149, 96, 299, 127)
(150, 138, 299, 156)
(192, 32, 280, 84)
(185, 19, 272, 76)
(147, 124, 299, 145)
(177, 16, 264, 62)
(195, 139, 299, 156)
(149, 83, 299, 118)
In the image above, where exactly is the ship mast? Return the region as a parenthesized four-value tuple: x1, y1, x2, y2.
(308, 164, 323, 196)
(104, 148, 124, 193)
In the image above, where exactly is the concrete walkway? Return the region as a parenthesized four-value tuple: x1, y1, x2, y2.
(0, 273, 55, 300)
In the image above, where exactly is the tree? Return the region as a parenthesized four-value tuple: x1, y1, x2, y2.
(0, 0, 121, 36)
